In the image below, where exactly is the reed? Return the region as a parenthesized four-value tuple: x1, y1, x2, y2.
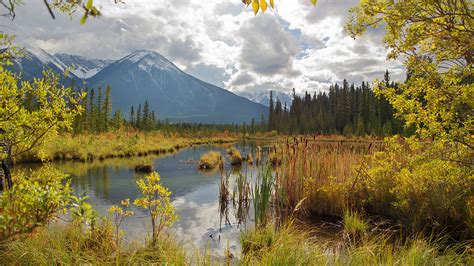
(233, 172, 251, 226)
(273, 137, 375, 216)
(252, 165, 275, 227)
(218, 171, 232, 229)
(271, 136, 473, 240)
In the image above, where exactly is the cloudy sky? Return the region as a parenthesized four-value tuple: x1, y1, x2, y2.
(4, 0, 405, 97)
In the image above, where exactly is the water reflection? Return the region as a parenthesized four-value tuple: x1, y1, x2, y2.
(18, 141, 271, 256)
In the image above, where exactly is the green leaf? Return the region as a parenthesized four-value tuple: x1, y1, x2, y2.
(86, 0, 93, 10)
(80, 15, 88, 25)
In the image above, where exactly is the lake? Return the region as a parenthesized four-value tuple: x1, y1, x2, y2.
(20, 141, 271, 257)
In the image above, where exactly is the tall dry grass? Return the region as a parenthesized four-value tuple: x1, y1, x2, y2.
(270, 136, 473, 240)
(271, 137, 381, 216)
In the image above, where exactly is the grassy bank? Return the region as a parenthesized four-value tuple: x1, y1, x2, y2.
(17, 130, 238, 163)
(0, 224, 193, 265)
(2, 214, 471, 265)
(240, 222, 472, 265)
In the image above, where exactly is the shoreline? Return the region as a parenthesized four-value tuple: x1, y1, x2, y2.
(14, 137, 239, 165)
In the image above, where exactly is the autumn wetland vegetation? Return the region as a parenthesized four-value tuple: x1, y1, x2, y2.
(1, 0, 473, 265)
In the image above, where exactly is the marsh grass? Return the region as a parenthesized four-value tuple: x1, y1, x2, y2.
(342, 210, 369, 243)
(226, 147, 243, 166)
(0, 223, 212, 265)
(240, 222, 472, 265)
(272, 138, 377, 215)
(27, 130, 236, 163)
(198, 151, 223, 170)
(269, 136, 473, 240)
(246, 153, 253, 165)
(233, 172, 251, 226)
(252, 165, 274, 227)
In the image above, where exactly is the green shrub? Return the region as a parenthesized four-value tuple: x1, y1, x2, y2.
(0, 166, 72, 243)
(357, 137, 474, 239)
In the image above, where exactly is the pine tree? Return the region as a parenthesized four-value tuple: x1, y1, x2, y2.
(103, 85, 112, 132)
(88, 88, 95, 132)
(136, 104, 142, 130)
(130, 106, 135, 128)
(112, 110, 123, 129)
(96, 87, 103, 132)
(143, 100, 150, 131)
(268, 91, 274, 131)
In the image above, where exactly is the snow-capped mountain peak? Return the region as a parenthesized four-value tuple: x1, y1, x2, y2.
(23, 46, 57, 65)
(119, 50, 179, 72)
(53, 53, 113, 79)
(17, 46, 112, 79)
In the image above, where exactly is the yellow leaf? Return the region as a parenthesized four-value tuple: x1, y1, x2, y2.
(260, 0, 267, 13)
(270, 0, 274, 9)
(252, 0, 259, 15)
(310, 0, 318, 5)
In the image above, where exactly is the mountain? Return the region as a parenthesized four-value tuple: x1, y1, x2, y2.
(237, 90, 293, 108)
(10, 47, 112, 80)
(54, 53, 113, 79)
(87, 50, 268, 124)
(10, 48, 268, 124)
(10, 48, 64, 80)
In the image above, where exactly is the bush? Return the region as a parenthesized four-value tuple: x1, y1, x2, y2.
(0, 166, 72, 243)
(356, 137, 474, 239)
(134, 172, 178, 246)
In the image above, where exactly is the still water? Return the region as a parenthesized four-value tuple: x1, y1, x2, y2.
(25, 141, 270, 256)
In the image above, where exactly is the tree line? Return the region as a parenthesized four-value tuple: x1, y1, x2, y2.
(73, 86, 124, 133)
(268, 71, 408, 136)
(72, 86, 261, 135)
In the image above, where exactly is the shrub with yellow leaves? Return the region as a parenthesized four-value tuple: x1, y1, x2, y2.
(134, 172, 178, 246)
(108, 199, 134, 248)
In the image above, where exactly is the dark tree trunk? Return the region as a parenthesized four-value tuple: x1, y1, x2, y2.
(2, 159, 12, 190)
(1, 144, 13, 191)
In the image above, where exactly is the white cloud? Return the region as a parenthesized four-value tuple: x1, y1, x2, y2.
(2, 0, 404, 97)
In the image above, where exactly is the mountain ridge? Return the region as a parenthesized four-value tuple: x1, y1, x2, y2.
(12, 48, 268, 124)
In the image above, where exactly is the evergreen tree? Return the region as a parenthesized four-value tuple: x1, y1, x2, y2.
(112, 110, 123, 129)
(130, 106, 135, 128)
(88, 88, 95, 131)
(136, 104, 142, 130)
(268, 72, 403, 136)
(103, 85, 112, 131)
(143, 100, 150, 131)
(96, 87, 103, 132)
(268, 91, 274, 130)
